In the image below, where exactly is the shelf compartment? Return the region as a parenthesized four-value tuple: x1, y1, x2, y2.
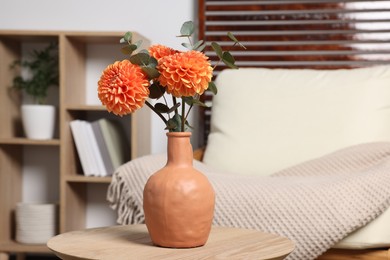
(61, 32, 132, 108)
(0, 138, 60, 146)
(63, 109, 131, 179)
(0, 34, 60, 140)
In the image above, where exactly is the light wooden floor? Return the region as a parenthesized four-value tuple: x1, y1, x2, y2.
(0, 253, 58, 260)
(318, 248, 390, 260)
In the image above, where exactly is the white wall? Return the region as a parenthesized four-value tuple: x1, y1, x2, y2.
(0, 0, 197, 154)
(0, 0, 196, 227)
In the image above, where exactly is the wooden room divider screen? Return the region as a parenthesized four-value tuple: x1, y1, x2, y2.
(197, 0, 390, 146)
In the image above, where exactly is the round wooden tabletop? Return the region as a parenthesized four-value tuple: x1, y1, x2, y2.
(47, 224, 295, 260)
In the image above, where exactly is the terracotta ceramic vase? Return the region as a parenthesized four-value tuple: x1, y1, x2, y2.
(143, 132, 215, 248)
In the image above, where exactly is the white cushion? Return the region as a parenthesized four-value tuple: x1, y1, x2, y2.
(203, 66, 390, 175)
(334, 206, 390, 249)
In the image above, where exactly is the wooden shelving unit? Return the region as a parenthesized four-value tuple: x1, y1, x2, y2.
(0, 30, 151, 258)
(0, 138, 61, 146)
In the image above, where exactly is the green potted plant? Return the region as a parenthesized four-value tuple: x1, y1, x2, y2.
(11, 42, 59, 140)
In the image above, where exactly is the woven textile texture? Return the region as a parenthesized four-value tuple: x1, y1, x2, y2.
(107, 142, 390, 259)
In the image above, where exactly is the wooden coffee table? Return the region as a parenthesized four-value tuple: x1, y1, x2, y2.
(47, 224, 295, 259)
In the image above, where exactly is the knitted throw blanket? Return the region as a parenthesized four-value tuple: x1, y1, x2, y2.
(107, 142, 390, 259)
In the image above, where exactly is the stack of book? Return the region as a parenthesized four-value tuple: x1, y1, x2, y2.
(69, 118, 130, 177)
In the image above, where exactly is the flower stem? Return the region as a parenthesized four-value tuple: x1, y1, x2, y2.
(172, 97, 179, 114)
(181, 98, 185, 132)
(184, 104, 193, 122)
(145, 100, 168, 124)
(187, 36, 193, 48)
(162, 95, 171, 119)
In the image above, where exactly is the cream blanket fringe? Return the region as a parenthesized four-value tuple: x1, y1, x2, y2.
(107, 142, 390, 259)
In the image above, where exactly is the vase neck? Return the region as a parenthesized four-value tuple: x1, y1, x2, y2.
(166, 132, 193, 166)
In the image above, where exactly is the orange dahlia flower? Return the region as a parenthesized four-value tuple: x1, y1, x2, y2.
(149, 44, 179, 60)
(158, 50, 213, 97)
(98, 60, 150, 116)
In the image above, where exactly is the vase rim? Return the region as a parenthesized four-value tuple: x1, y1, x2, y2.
(166, 132, 192, 137)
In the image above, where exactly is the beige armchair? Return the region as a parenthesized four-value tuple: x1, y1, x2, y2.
(195, 66, 390, 259)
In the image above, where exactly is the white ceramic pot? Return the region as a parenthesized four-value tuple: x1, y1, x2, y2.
(21, 104, 56, 140)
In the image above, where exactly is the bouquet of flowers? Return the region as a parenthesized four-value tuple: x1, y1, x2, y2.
(98, 21, 244, 132)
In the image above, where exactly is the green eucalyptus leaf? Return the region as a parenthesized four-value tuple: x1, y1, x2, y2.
(149, 57, 158, 67)
(149, 82, 166, 99)
(165, 119, 178, 130)
(181, 42, 192, 50)
(121, 45, 137, 55)
(139, 49, 149, 55)
(192, 99, 208, 107)
(223, 60, 238, 69)
(165, 114, 182, 132)
(141, 67, 160, 79)
(129, 52, 150, 66)
(155, 103, 170, 113)
(228, 32, 247, 49)
(195, 42, 206, 52)
(227, 32, 239, 43)
(119, 38, 126, 44)
(211, 42, 223, 59)
(129, 44, 139, 51)
(208, 81, 218, 95)
(154, 102, 181, 114)
(167, 102, 181, 113)
(193, 40, 204, 50)
(180, 21, 195, 36)
(133, 40, 143, 49)
(222, 51, 238, 69)
(172, 113, 182, 131)
(183, 96, 208, 107)
(124, 32, 132, 43)
(182, 96, 193, 105)
(239, 42, 247, 49)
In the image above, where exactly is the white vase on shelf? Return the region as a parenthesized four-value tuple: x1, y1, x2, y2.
(21, 104, 56, 140)
(15, 202, 57, 244)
